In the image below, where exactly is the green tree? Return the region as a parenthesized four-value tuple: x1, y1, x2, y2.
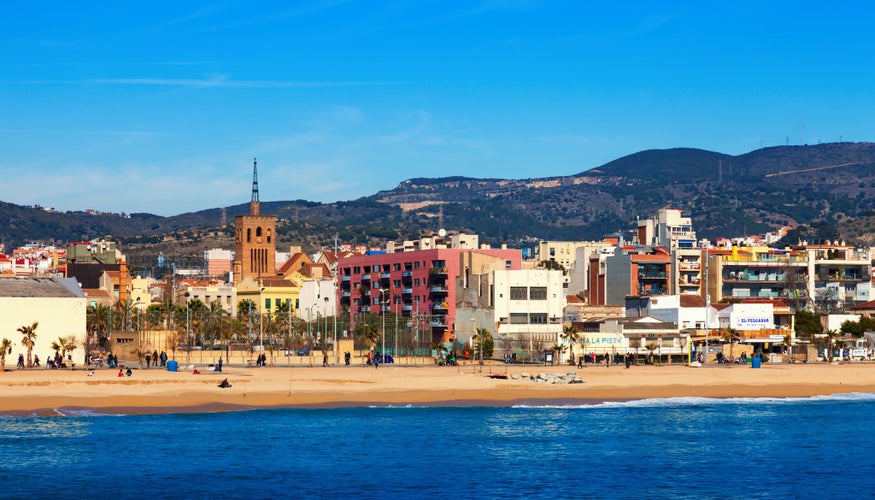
(18, 322, 38, 368)
(794, 309, 823, 339)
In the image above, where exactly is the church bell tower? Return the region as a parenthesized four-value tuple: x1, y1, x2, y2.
(233, 158, 276, 285)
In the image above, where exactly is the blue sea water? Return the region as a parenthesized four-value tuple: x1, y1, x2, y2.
(2, 394, 874, 499)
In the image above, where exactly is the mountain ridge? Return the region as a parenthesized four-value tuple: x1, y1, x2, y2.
(4, 142, 875, 272)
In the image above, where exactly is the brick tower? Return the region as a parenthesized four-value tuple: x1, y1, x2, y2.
(233, 158, 276, 285)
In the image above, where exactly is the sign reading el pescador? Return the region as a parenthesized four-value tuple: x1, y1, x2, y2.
(732, 316, 773, 329)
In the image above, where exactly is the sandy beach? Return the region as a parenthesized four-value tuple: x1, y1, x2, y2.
(2, 362, 874, 416)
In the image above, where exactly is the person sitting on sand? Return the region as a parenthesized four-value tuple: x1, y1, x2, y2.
(218, 378, 231, 388)
(118, 368, 124, 377)
(193, 368, 200, 375)
(125, 368, 132, 377)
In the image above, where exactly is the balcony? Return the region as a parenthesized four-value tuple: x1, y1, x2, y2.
(341, 291, 350, 298)
(341, 275, 350, 282)
(429, 286, 449, 294)
(361, 274, 371, 282)
(360, 306, 371, 313)
(429, 267, 448, 277)
(430, 316, 447, 328)
(380, 272, 391, 280)
(401, 287, 413, 295)
(402, 271, 413, 279)
(402, 305, 413, 312)
(638, 273, 668, 280)
(432, 302, 449, 312)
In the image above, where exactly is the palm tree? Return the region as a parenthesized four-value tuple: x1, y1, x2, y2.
(51, 335, 78, 358)
(0, 337, 12, 371)
(18, 322, 38, 368)
(644, 342, 658, 365)
(783, 334, 793, 363)
(721, 328, 739, 365)
(551, 343, 567, 366)
(472, 327, 494, 361)
(561, 325, 580, 365)
(824, 329, 841, 362)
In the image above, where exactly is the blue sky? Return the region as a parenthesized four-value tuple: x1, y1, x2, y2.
(2, 1, 873, 216)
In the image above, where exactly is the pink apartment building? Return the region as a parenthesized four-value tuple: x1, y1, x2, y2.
(338, 248, 522, 344)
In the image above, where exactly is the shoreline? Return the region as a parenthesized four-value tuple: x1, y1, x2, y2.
(2, 363, 874, 416)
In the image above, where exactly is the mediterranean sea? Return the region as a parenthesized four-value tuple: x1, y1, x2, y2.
(2, 393, 874, 499)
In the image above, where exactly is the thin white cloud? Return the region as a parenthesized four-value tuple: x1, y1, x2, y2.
(22, 77, 408, 88)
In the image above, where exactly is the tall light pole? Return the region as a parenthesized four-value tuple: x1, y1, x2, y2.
(704, 242, 710, 365)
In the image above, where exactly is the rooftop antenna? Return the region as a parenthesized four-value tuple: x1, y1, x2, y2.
(251, 157, 260, 203)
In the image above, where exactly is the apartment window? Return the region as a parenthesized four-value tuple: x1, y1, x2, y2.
(530, 313, 548, 324)
(510, 287, 528, 300)
(264, 298, 271, 310)
(364, 266, 371, 273)
(505, 260, 512, 269)
(353, 267, 361, 274)
(414, 262, 421, 269)
(393, 263, 401, 271)
(393, 280, 401, 288)
(549, 248, 555, 256)
(414, 279, 421, 286)
(510, 313, 528, 324)
(529, 287, 547, 300)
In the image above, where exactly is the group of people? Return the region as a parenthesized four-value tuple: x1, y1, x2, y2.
(143, 350, 168, 368)
(45, 352, 75, 369)
(253, 353, 269, 367)
(576, 352, 636, 368)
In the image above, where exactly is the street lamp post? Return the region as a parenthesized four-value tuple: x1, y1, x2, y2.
(307, 303, 318, 367)
(472, 318, 481, 371)
(380, 288, 387, 359)
(184, 292, 191, 364)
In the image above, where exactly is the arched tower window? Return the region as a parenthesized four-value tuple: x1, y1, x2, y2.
(267, 228, 272, 243)
(246, 228, 252, 243)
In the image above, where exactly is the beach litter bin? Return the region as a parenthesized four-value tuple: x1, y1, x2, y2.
(751, 357, 761, 369)
(167, 360, 178, 372)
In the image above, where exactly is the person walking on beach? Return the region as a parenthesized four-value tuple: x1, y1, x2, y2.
(323, 353, 329, 367)
(145, 352, 152, 368)
(160, 351, 167, 367)
(344, 351, 351, 366)
(17, 354, 25, 369)
(217, 357, 223, 372)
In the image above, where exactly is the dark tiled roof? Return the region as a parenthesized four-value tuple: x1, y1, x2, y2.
(0, 277, 85, 298)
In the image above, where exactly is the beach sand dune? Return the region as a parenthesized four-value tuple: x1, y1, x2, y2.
(2, 363, 874, 415)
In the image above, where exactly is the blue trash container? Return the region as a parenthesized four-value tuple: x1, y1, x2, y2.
(751, 357, 761, 369)
(167, 360, 178, 372)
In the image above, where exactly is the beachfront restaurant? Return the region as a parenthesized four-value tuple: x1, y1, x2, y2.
(586, 316, 685, 363)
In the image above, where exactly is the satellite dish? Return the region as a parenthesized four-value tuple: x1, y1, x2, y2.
(438, 228, 447, 237)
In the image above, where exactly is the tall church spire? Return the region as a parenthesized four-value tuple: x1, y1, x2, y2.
(250, 157, 261, 216)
